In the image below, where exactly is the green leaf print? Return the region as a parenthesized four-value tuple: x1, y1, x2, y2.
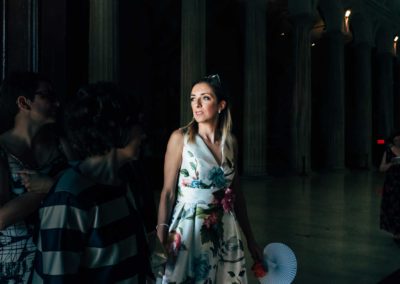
(190, 162, 197, 171)
(227, 271, 236, 277)
(180, 169, 189, 177)
(188, 150, 194, 157)
(195, 207, 215, 217)
(239, 270, 246, 277)
(198, 181, 211, 189)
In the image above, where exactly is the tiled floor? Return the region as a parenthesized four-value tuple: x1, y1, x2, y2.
(243, 170, 400, 284)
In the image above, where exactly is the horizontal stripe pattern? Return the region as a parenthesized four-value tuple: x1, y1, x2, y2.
(33, 167, 149, 283)
(39, 205, 90, 232)
(82, 235, 137, 268)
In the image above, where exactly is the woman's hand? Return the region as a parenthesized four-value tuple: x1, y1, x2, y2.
(18, 170, 54, 194)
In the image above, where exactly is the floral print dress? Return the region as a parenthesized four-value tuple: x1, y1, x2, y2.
(380, 148, 400, 235)
(162, 134, 247, 284)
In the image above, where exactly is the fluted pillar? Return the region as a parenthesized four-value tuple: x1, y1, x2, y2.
(394, 43, 400, 130)
(3, 0, 39, 76)
(180, 0, 206, 125)
(88, 0, 118, 82)
(290, 14, 313, 175)
(243, 0, 267, 176)
(347, 14, 373, 169)
(375, 27, 395, 139)
(320, 30, 345, 170)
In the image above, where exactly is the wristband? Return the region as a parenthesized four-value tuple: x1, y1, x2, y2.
(156, 223, 169, 231)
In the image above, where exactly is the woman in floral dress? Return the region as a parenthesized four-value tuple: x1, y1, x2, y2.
(380, 131, 400, 243)
(157, 75, 262, 283)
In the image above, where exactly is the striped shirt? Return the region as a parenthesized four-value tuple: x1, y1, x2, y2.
(32, 166, 151, 283)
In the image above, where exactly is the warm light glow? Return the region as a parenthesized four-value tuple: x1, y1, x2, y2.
(311, 43, 316, 47)
(281, 32, 285, 36)
(395, 36, 399, 42)
(344, 10, 351, 33)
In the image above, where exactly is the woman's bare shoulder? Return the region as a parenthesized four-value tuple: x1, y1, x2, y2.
(170, 129, 185, 141)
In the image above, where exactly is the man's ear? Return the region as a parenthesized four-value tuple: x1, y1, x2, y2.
(16, 96, 31, 110)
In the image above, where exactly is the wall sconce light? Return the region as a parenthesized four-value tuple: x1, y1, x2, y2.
(344, 10, 351, 33)
(394, 35, 399, 56)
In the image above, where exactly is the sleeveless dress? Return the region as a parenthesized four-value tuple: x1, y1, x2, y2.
(0, 144, 67, 283)
(162, 134, 247, 284)
(380, 148, 400, 235)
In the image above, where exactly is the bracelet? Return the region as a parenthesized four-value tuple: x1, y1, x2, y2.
(156, 223, 169, 231)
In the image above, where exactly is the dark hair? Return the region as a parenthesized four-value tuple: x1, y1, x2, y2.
(64, 82, 139, 159)
(184, 74, 232, 145)
(388, 130, 400, 145)
(190, 74, 229, 104)
(0, 71, 50, 132)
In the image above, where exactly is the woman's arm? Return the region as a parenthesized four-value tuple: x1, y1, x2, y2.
(231, 138, 263, 262)
(156, 129, 184, 245)
(0, 155, 10, 206)
(0, 151, 46, 230)
(0, 191, 45, 230)
(379, 151, 392, 172)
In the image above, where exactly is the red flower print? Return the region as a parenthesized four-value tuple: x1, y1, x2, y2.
(221, 187, 235, 213)
(168, 230, 182, 256)
(203, 212, 218, 229)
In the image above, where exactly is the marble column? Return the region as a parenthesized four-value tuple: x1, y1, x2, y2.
(4, 0, 39, 75)
(88, 0, 118, 83)
(243, 0, 267, 176)
(320, 30, 345, 170)
(290, 14, 313, 175)
(394, 43, 400, 130)
(352, 42, 373, 168)
(375, 27, 394, 140)
(180, 0, 206, 125)
(347, 14, 373, 169)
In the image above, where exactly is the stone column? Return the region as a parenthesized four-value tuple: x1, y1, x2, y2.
(347, 14, 373, 168)
(88, 0, 118, 82)
(320, 30, 345, 170)
(4, 0, 39, 75)
(394, 42, 400, 130)
(316, 0, 346, 170)
(180, 0, 206, 125)
(375, 26, 394, 140)
(290, 14, 313, 175)
(243, 0, 267, 176)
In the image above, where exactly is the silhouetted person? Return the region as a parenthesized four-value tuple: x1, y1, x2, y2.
(0, 71, 68, 283)
(32, 82, 152, 283)
(379, 131, 400, 243)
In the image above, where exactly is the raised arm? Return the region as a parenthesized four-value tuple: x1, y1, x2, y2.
(379, 151, 392, 172)
(156, 129, 184, 245)
(231, 137, 263, 262)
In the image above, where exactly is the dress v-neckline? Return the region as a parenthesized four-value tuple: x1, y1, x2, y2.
(196, 134, 224, 167)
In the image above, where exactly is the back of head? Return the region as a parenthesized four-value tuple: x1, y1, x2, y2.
(0, 71, 45, 132)
(64, 81, 139, 159)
